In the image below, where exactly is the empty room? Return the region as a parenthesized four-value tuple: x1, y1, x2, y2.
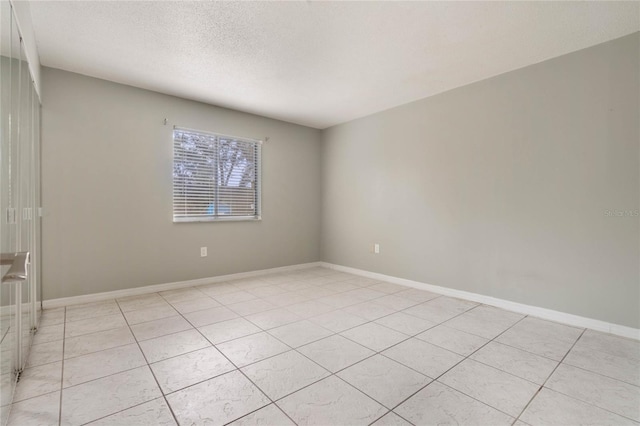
(0, 1, 638, 425)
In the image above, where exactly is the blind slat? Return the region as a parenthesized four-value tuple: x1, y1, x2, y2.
(173, 128, 260, 221)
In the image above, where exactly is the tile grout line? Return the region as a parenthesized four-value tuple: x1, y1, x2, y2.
(114, 298, 182, 426)
(374, 307, 532, 424)
(31, 269, 636, 425)
(512, 327, 640, 424)
(46, 279, 488, 424)
(510, 327, 586, 425)
(176, 273, 408, 424)
(254, 297, 491, 425)
(376, 313, 532, 423)
(161, 289, 301, 426)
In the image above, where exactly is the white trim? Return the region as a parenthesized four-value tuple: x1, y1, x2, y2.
(42, 262, 322, 309)
(320, 262, 640, 341)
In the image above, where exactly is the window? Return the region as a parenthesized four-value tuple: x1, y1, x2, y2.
(173, 127, 261, 222)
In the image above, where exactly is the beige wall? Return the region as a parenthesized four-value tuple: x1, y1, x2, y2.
(321, 33, 640, 328)
(41, 68, 322, 299)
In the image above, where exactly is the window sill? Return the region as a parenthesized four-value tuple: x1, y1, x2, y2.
(173, 216, 262, 223)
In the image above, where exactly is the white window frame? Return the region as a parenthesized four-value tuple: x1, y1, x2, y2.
(172, 126, 262, 223)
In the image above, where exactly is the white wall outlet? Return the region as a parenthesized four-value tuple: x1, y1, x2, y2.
(374, 243, 380, 254)
(200, 247, 207, 257)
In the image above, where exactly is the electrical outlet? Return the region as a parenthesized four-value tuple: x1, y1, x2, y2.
(374, 243, 380, 254)
(200, 247, 207, 257)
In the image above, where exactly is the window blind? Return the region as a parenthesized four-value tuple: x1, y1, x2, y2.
(173, 127, 261, 222)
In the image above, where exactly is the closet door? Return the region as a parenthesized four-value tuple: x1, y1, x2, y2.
(0, 2, 19, 422)
(17, 27, 33, 365)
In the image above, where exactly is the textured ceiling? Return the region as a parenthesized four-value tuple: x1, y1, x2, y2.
(30, 1, 639, 129)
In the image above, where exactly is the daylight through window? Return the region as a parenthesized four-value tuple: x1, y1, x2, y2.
(173, 128, 261, 222)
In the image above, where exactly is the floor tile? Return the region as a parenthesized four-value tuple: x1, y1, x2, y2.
(199, 317, 262, 344)
(318, 293, 365, 309)
(159, 287, 206, 304)
(167, 370, 270, 425)
(197, 282, 240, 297)
(7, 391, 60, 426)
(130, 315, 193, 341)
(298, 335, 374, 373)
(295, 286, 336, 299)
(228, 299, 278, 316)
(395, 381, 513, 426)
(65, 313, 128, 338)
(117, 294, 168, 312)
(247, 285, 289, 298)
(341, 323, 407, 352)
(39, 308, 65, 326)
(277, 376, 386, 425)
(151, 346, 235, 394)
(371, 412, 412, 426)
(496, 317, 583, 361)
(310, 310, 368, 333)
(88, 397, 176, 425)
(304, 276, 336, 286)
(63, 343, 146, 387)
(443, 305, 524, 339)
(575, 329, 640, 360)
(169, 296, 221, 314)
(546, 363, 640, 421)
(342, 277, 381, 288)
(139, 329, 211, 363)
(245, 308, 302, 330)
(15, 267, 632, 426)
(394, 289, 440, 303)
(439, 359, 539, 417)
(61, 366, 161, 426)
(124, 305, 180, 325)
(470, 341, 558, 384)
(372, 295, 420, 311)
(65, 301, 121, 322)
(375, 312, 436, 336)
(564, 342, 640, 386)
(228, 404, 294, 426)
(416, 324, 488, 356)
(264, 292, 310, 307)
(403, 297, 478, 324)
(337, 355, 431, 408)
(269, 320, 333, 348)
(260, 274, 298, 285)
(343, 288, 388, 302)
(13, 361, 62, 402)
(322, 281, 360, 293)
(520, 388, 637, 426)
(32, 324, 64, 345)
(229, 278, 269, 290)
(343, 301, 396, 321)
(285, 300, 335, 318)
(278, 281, 314, 292)
(26, 339, 63, 367)
(368, 282, 407, 294)
(216, 332, 290, 367)
(64, 327, 135, 359)
(183, 306, 238, 327)
(213, 290, 257, 305)
(383, 338, 463, 378)
(241, 350, 330, 400)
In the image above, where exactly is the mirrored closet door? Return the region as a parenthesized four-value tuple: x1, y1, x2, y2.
(0, 1, 42, 423)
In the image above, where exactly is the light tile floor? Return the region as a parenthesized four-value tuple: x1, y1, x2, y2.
(6, 267, 640, 425)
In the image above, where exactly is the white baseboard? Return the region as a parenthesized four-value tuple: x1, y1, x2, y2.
(42, 262, 322, 309)
(320, 262, 640, 341)
(41, 259, 639, 341)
